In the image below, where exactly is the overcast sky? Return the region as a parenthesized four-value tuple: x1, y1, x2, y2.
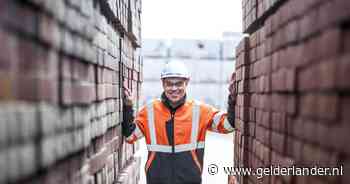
(141, 0, 243, 40)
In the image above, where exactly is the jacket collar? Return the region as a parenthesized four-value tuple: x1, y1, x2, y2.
(161, 92, 186, 112)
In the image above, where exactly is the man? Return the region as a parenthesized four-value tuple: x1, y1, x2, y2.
(122, 61, 236, 184)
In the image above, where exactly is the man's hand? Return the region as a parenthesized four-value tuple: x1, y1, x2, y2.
(228, 73, 237, 100)
(123, 84, 134, 107)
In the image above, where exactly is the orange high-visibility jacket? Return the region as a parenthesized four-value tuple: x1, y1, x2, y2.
(125, 98, 235, 184)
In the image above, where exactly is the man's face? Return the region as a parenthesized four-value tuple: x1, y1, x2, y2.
(162, 77, 189, 103)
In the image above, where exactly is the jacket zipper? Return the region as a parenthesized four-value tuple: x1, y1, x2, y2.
(170, 111, 175, 184)
(171, 111, 175, 153)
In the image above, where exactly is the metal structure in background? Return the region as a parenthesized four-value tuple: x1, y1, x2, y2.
(141, 34, 243, 111)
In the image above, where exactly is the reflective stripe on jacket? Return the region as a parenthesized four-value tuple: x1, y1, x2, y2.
(126, 98, 234, 184)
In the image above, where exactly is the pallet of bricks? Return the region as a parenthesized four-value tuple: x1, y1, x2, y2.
(234, 0, 350, 184)
(0, 0, 142, 184)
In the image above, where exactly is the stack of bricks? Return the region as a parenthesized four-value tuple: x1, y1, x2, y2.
(234, 0, 350, 183)
(0, 0, 142, 184)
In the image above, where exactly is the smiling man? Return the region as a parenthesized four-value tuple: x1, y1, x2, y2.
(122, 61, 237, 184)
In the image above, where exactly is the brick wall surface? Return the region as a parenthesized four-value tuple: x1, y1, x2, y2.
(0, 0, 142, 184)
(235, 0, 350, 184)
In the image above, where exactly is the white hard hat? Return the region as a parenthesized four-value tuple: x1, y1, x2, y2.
(161, 61, 190, 79)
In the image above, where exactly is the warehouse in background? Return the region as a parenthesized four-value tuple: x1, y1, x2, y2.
(141, 32, 243, 110)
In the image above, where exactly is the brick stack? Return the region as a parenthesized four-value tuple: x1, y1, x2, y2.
(234, 0, 350, 183)
(0, 0, 142, 184)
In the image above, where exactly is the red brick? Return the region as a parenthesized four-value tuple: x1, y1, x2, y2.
(236, 67, 242, 81)
(299, 8, 319, 40)
(256, 44, 264, 61)
(317, 94, 339, 122)
(249, 108, 256, 122)
(38, 13, 61, 49)
(271, 69, 285, 92)
(341, 96, 350, 123)
(72, 61, 95, 82)
(238, 80, 250, 94)
(298, 65, 318, 92)
(237, 94, 251, 107)
(300, 143, 337, 167)
(300, 94, 318, 118)
(271, 131, 285, 154)
(285, 68, 296, 92)
(257, 94, 271, 111)
(37, 78, 59, 103)
(286, 95, 297, 116)
(265, 16, 273, 37)
(264, 38, 273, 56)
(256, 125, 270, 145)
(302, 37, 320, 66)
(317, 28, 341, 60)
(239, 107, 250, 122)
(271, 112, 287, 133)
(319, 0, 350, 30)
(316, 59, 337, 90)
(61, 56, 73, 80)
(61, 80, 72, 105)
(241, 66, 250, 80)
(271, 94, 286, 113)
(316, 121, 350, 154)
(344, 29, 350, 53)
(271, 52, 280, 72)
(337, 54, 350, 90)
(89, 149, 109, 175)
(0, 28, 18, 71)
(341, 159, 350, 184)
(291, 118, 304, 140)
(2, 2, 38, 37)
(302, 119, 319, 144)
(250, 32, 257, 48)
(17, 40, 45, 76)
(15, 76, 41, 101)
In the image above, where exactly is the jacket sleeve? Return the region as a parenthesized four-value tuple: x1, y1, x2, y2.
(207, 95, 235, 134)
(122, 104, 147, 144)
